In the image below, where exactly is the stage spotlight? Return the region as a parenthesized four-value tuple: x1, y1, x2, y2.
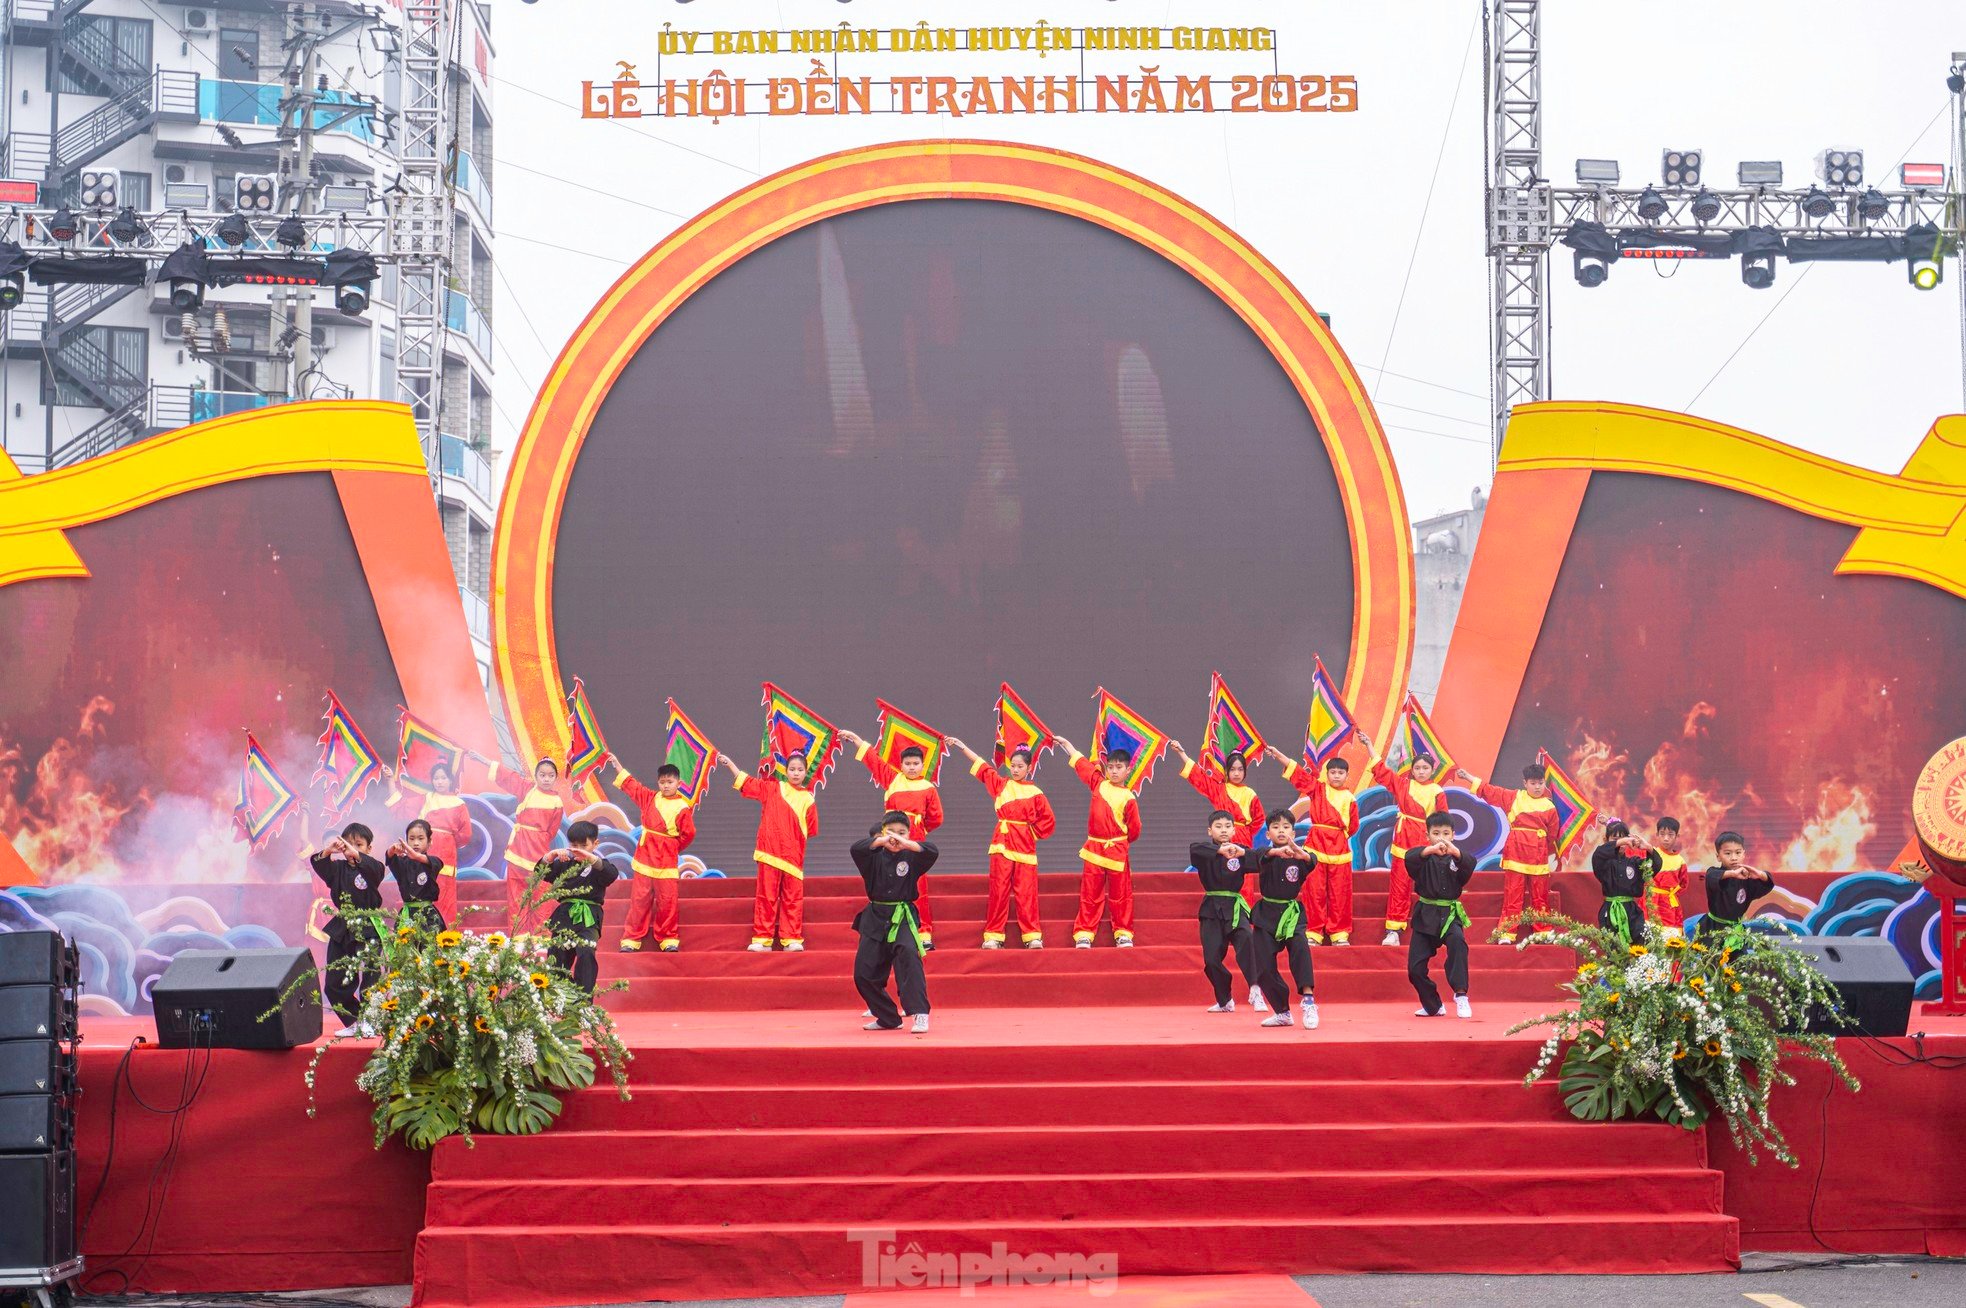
(325, 247, 377, 316)
(274, 215, 308, 248)
(1902, 162, 1946, 189)
(107, 206, 144, 243)
(1820, 149, 1863, 187)
(158, 242, 209, 311)
(1575, 158, 1620, 186)
(1741, 252, 1777, 289)
(1738, 160, 1784, 187)
(216, 213, 250, 247)
(0, 241, 28, 310)
(235, 174, 277, 213)
(1690, 189, 1721, 223)
(48, 207, 79, 241)
(1636, 186, 1668, 221)
(1661, 148, 1701, 186)
(1907, 223, 1944, 291)
(78, 168, 119, 209)
(1801, 186, 1835, 219)
(335, 281, 370, 314)
(1858, 188, 1890, 220)
(1573, 249, 1609, 287)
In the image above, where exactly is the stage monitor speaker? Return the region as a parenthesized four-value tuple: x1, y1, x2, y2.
(0, 1041, 70, 1096)
(0, 931, 75, 986)
(0, 1094, 65, 1152)
(1771, 936, 1915, 1037)
(0, 1150, 76, 1267)
(151, 947, 322, 1049)
(0, 986, 69, 1041)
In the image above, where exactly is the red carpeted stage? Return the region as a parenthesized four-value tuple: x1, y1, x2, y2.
(69, 871, 1966, 1304)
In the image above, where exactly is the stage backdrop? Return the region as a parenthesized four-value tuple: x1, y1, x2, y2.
(494, 140, 1414, 875)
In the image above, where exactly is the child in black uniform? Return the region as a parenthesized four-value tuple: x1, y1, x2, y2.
(1405, 811, 1475, 1019)
(851, 811, 937, 1033)
(1696, 830, 1774, 945)
(1589, 821, 1651, 947)
(309, 821, 388, 1035)
(543, 820, 622, 994)
(386, 818, 448, 929)
(1253, 810, 1319, 1030)
(1191, 810, 1257, 1013)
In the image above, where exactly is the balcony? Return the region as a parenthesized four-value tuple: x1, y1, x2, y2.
(455, 150, 493, 222)
(444, 289, 492, 362)
(190, 390, 271, 423)
(198, 80, 376, 142)
(436, 432, 495, 506)
(458, 584, 490, 644)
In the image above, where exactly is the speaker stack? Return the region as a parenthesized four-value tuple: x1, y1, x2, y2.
(0, 931, 81, 1295)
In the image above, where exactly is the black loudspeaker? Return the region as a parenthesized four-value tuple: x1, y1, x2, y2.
(151, 947, 323, 1049)
(1771, 936, 1915, 1037)
(0, 1151, 76, 1266)
(0, 986, 70, 1041)
(0, 1041, 69, 1095)
(0, 1094, 65, 1152)
(0, 931, 74, 986)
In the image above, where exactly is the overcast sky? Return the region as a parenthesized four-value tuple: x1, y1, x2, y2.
(490, 0, 1965, 522)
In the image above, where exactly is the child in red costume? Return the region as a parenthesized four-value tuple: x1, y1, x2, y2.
(840, 729, 944, 949)
(382, 758, 478, 927)
(1169, 742, 1265, 904)
(1644, 816, 1689, 939)
(1455, 762, 1561, 942)
(486, 757, 576, 935)
(1057, 737, 1145, 948)
(720, 751, 819, 951)
(604, 752, 697, 952)
(947, 737, 1055, 948)
(1357, 731, 1449, 946)
(1269, 746, 1360, 945)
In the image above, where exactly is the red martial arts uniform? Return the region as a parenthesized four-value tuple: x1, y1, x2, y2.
(1370, 756, 1448, 934)
(386, 788, 472, 926)
(489, 764, 571, 934)
(970, 759, 1055, 945)
(1282, 759, 1360, 943)
(1181, 758, 1266, 905)
(1646, 851, 1689, 937)
(856, 741, 944, 943)
(1473, 779, 1561, 939)
(1069, 754, 1143, 945)
(613, 765, 697, 951)
(735, 771, 818, 947)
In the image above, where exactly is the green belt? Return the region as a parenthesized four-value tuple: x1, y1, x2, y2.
(565, 900, 598, 929)
(873, 900, 926, 958)
(1604, 894, 1638, 946)
(1416, 895, 1470, 936)
(1203, 888, 1250, 929)
(1260, 895, 1303, 942)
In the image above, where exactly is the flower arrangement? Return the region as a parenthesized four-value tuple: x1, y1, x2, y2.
(1505, 913, 1858, 1165)
(288, 874, 633, 1150)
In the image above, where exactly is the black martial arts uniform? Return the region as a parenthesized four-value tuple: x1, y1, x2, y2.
(545, 853, 623, 993)
(1252, 847, 1317, 1011)
(850, 836, 938, 1028)
(1590, 840, 1650, 946)
(1191, 840, 1257, 1007)
(387, 849, 449, 930)
(1404, 843, 1474, 1015)
(311, 848, 387, 1023)
(1696, 866, 1774, 944)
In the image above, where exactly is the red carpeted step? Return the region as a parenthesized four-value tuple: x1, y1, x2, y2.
(593, 943, 1569, 971)
(411, 1212, 1740, 1307)
(424, 1166, 1723, 1227)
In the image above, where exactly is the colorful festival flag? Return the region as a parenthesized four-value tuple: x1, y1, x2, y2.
(1090, 687, 1170, 791)
(873, 699, 946, 785)
(564, 677, 609, 785)
(1395, 693, 1457, 778)
(394, 707, 467, 795)
(234, 731, 298, 849)
(1202, 672, 1268, 774)
(1301, 656, 1357, 767)
(662, 698, 717, 807)
(993, 683, 1054, 773)
(314, 691, 381, 814)
(759, 682, 841, 786)
(1538, 748, 1599, 856)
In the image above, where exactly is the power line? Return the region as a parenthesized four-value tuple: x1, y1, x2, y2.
(498, 230, 636, 265)
(1381, 422, 1492, 448)
(1373, 399, 1489, 428)
(1354, 365, 1490, 402)
(490, 260, 560, 371)
(493, 158, 690, 219)
(489, 74, 762, 178)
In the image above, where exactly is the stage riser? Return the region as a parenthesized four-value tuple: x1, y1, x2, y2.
(474, 890, 1558, 921)
(451, 870, 1491, 901)
(593, 942, 1568, 967)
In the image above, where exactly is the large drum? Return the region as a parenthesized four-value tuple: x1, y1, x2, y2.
(1912, 736, 1966, 891)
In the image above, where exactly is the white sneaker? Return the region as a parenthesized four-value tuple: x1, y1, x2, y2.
(1260, 1012, 1294, 1028)
(334, 1024, 361, 1038)
(1415, 1006, 1442, 1017)
(1250, 987, 1270, 1012)
(910, 1014, 930, 1034)
(784, 941, 805, 952)
(1455, 994, 1473, 1019)
(1115, 936, 1134, 948)
(861, 1009, 873, 1018)
(1497, 934, 1517, 945)
(1025, 938, 1044, 949)
(1074, 939, 1093, 949)
(1381, 930, 1400, 946)
(1300, 1001, 1319, 1030)
(746, 941, 769, 952)
(864, 1019, 899, 1031)
(981, 939, 1003, 950)
(1205, 1000, 1235, 1013)
(1332, 937, 1351, 947)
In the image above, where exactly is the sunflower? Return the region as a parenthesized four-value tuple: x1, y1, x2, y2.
(433, 958, 453, 974)
(386, 970, 401, 981)
(1577, 962, 1599, 975)
(1703, 1040, 1723, 1056)
(1732, 982, 1743, 993)
(473, 1017, 492, 1033)
(1627, 945, 1647, 957)
(529, 971, 551, 989)
(456, 960, 472, 976)
(1672, 1045, 1688, 1060)
(415, 1014, 435, 1031)
(1665, 937, 1687, 950)
(436, 930, 464, 948)
(1690, 942, 1709, 953)
(1688, 976, 1707, 992)
(380, 997, 399, 1012)
(395, 926, 415, 942)
(487, 933, 508, 948)
(1605, 992, 1621, 1004)
(1722, 966, 1736, 977)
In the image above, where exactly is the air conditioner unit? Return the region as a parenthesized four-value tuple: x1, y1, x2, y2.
(186, 10, 209, 29)
(165, 164, 187, 183)
(162, 317, 185, 340)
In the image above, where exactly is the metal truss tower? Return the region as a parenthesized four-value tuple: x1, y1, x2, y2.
(1484, 1, 1550, 467)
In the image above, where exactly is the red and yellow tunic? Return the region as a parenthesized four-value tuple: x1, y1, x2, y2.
(489, 764, 571, 876)
(1475, 781, 1561, 875)
(970, 759, 1056, 864)
(614, 766, 697, 878)
(856, 742, 944, 842)
(388, 789, 473, 873)
(1181, 758, 1265, 846)
(1647, 851, 1689, 925)
(735, 772, 818, 877)
(1370, 757, 1448, 860)
(1281, 759, 1359, 864)
(1070, 754, 1142, 872)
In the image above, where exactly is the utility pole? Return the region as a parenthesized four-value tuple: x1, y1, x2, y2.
(291, 4, 319, 394)
(1952, 52, 1965, 412)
